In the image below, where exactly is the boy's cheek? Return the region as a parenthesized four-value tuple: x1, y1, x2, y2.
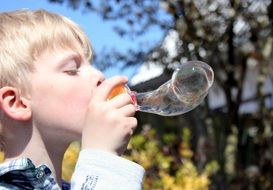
(62, 85, 92, 105)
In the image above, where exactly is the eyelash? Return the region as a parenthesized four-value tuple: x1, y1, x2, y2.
(64, 69, 80, 75)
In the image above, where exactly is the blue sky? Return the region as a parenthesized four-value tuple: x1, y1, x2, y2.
(0, 0, 164, 79)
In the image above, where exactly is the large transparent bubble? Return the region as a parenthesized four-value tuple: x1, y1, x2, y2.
(132, 61, 214, 116)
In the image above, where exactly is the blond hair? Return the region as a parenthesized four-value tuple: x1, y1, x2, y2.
(0, 9, 93, 94)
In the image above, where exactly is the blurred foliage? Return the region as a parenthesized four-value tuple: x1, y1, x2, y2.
(0, 152, 4, 162)
(62, 141, 80, 182)
(49, 0, 273, 189)
(125, 125, 219, 190)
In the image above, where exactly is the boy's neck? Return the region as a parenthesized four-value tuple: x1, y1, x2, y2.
(3, 120, 69, 186)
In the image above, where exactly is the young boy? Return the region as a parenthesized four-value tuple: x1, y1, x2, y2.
(0, 9, 144, 189)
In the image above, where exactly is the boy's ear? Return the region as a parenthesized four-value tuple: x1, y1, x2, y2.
(0, 86, 31, 121)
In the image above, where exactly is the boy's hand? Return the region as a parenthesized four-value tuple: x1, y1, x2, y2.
(81, 76, 137, 156)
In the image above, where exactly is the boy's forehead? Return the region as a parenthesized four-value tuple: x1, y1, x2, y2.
(45, 41, 84, 58)
(33, 35, 90, 67)
(53, 48, 82, 59)
(36, 46, 83, 67)
(55, 40, 84, 56)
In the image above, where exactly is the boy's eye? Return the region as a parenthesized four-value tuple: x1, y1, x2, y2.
(64, 69, 79, 75)
(63, 58, 81, 75)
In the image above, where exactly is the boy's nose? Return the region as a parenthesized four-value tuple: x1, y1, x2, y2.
(92, 67, 105, 86)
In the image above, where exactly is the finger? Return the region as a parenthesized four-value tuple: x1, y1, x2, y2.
(117, 104, 136, 117)
(124, 117, 138, 135)
(108, 93, 133, 109)
(92, 76, 128, 102)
